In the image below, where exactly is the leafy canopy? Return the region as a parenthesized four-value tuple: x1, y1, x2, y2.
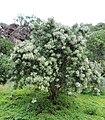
(11, 18, 104, 100)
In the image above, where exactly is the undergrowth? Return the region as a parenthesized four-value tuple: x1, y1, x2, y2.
(0, 87, 105, 120)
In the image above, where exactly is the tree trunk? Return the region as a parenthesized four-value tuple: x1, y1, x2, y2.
(49, 82, 59, 101)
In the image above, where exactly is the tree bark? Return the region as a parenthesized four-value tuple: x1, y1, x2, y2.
(49, 82, 59, 101)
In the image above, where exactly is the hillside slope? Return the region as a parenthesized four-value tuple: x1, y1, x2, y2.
(0, 88, 105, 120)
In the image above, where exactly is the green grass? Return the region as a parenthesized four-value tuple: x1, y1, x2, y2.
(0, 87, 105, 120)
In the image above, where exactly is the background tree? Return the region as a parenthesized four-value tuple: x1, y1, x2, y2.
(0, 53, 13, 84)
(14, 14, 40, 28)
(87, 30, 105, 62)
(0, 39, 14, 84)
(0, 39, 14, 55)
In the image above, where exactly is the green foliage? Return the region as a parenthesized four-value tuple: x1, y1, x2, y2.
(0, 53, 14, 84)
(1, 16, 105, 119)
(10, 18, 104, 100)
(87, 30, 105, 61)
(14, 14, 39, 28)
(95, 22, 105, 31)
(0, 39, 14, 84)
(0, 39, 14, 55)
(0, 88, 105, 120)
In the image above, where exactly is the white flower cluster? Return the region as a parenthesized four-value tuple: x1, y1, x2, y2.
(44, 43, 52, 49)
(23, 53, 34, 60)
(75, 82, 81, 88)
(33, 76, 43, 83)
(31, 98, 37, 103)
(10, 18, 104, 96)
(46, 66, 53, 75)
(24, 42, 34, 52)
(38, 56, 46, 63)
(93, 88, 100, 96)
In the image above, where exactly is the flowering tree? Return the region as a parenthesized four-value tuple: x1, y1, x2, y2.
(10, 18, 104, 100)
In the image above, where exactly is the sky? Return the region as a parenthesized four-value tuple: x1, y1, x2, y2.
(0, 0, 105, 26)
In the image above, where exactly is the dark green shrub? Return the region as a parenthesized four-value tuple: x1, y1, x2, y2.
(0, 53, 13, 84)
(0, 39, 14, 55)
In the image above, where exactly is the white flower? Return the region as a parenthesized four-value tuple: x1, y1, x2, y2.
(26, 77, 33, 83)
(56, 54, 61, 58)
(84, 58, 89, 63)
(87, 69, 92, 73)
(44, 44, 52, 49)
(94, 70, 99, 75)
(39, 85, 45, 90)
(31, 98, 37, 103)
(55, 84, 60, 88)
(44, 61, 49, 66)
(75, 50, 80, 54)
(80, 74, 85, 78)
(38, 56, 46, 63)
(94, 88, 100, 96)
(50, 57, 57, 62)
(22, 61, 26, 66)
(60, 35, 66, 41)
(20, 71, 24, 75)
(60, 29, 64, 33)
(44, 76, 50, 81)
(75, 82, 81, 88)
(76, 71, 79, 76)
(24, 43, 34, 52)
(34, 49, 38, 54)
(46, 66, 53, 75)
(67, 92, 72, 96)
(23, 53, 34, 60)
(71, 39, 77, 45)
(33, 65, 36, 69)
(77, 53, 82, 58)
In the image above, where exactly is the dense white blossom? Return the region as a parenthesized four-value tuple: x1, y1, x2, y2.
(75, 82, 81, 88)
(10, 18, 104, 98)
(23, 53, 34, 60)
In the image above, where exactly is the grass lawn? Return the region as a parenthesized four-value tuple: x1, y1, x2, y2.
(0, 86, 105, 120)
